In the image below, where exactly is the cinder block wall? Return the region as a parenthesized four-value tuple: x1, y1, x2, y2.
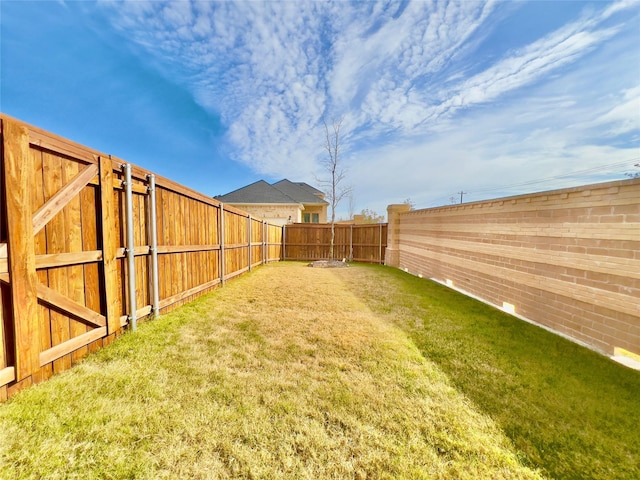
(389, 179, 640, 357)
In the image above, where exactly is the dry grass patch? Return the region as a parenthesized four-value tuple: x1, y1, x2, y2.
(1, 262, 541, 479)
(331, 264, 640, 480)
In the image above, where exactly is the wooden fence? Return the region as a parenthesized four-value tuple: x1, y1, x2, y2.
(283, 223, 387, 263)
(0, 115, 283, 400)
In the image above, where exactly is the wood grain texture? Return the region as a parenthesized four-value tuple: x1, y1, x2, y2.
(62, 158, 88, 363)
(39, 327, 107, 367)
(30, 144, 52, 382)
(32, 163, 98, 235)
(0, 120, 9, 384)
(34, 251, 102, 269)
(3, 119, 41, 380)
(36, 283, 106, 328)
(0, 366, 15, 388)
(283, 224, 386, 263)
(99, 156, 120, 334)
(80, 184, 101, 355)
(1, 115, 284, 400)
(44, 151, 71, 373)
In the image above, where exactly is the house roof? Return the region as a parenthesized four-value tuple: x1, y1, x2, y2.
(216, 179, 328, 205)
(215, 180, 297, 204)
(272, 179, 327, 204)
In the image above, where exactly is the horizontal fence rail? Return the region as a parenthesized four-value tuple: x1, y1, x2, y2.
(0, 114, 283, 401)
(283, 223, 388, 264)
(386, 178, 640, 358)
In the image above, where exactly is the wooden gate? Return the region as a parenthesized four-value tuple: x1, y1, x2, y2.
(0, 118, 121, 397)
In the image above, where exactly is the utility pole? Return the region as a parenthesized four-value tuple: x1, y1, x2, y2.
(458, 191, 467, 204)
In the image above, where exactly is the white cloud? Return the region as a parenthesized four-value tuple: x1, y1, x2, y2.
(95, 0, 639, 212)
(437, 28, 618, 111)
(348, 80, 639, 217)
(589, 85, 640, 137)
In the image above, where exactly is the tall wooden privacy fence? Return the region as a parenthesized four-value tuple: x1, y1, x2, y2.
(0, 115, 283, 400)
(283, 223, 387, 263)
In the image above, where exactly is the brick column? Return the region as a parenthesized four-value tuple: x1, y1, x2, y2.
(385, 204, 410, 267)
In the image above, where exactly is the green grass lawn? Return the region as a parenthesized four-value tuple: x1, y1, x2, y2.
(0, 262, 638, 479)
(336, 264, 640, 480)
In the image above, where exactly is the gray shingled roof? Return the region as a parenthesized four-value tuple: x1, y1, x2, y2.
(294, 182, 324, 196)
(215, 180, 297, 204)
(272, 179, 327, 204)
(216, 179, 328, 205)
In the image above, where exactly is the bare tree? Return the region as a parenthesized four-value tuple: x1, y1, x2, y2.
(625, 163, 640, 179)
(403, 197, 416, 210)
(359, 208, 385, 223)
(348, 193, 355, 220)
(317, 117, 352, 260)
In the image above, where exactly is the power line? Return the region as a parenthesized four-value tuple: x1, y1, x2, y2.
(469, 158, 639, 195)
(424, 157, 638, 207)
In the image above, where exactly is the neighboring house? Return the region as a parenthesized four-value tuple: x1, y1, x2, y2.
(215, 179, 328, 225)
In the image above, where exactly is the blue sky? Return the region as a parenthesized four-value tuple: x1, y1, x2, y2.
(1, 0, 639, 219)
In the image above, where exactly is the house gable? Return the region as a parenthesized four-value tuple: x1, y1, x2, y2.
(272, 179, 328, 205)
(216, 179, 328, 224)
(215, 180, 297, 204)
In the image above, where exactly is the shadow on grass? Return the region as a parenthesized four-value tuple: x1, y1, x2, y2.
(340, 264, 640, 480)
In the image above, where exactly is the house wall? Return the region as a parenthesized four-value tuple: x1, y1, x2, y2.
(386, 179, 640, 358)
(302, 204, 327, 223)
(226, 203, 301, 225)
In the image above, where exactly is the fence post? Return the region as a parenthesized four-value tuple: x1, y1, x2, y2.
(265, 222, 269, 263)
(350, 224, 353, 262)
(379, 222, 383, 264)
(219, 203, 225, 285)
(262, 221, 266, 264)
(248, 216, 252, 271)
(282, 224, 286, 261)
(385, 204, 411, 267)
(3, 119, 40, 381)
(99, 156, 120, 335)
(147, 174, 160, 317)
(123, 164, 137, 331)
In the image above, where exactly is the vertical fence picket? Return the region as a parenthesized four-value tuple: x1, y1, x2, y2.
(3, 119, 40, 381)
(219, 203, 225, 285)
(248, 216, 252, 271)
(379, 223, 382, 264)
(99, 156, 119, 335)
(350, 224, 353, 262)
(280, 223, 387, 263)
(282, 224, 286, 261)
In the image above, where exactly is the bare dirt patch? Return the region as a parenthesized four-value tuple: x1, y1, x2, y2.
(308, 259, 349, 268)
